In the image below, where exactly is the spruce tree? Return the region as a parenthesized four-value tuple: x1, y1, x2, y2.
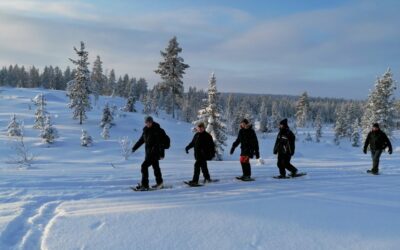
(100, 103, 114, 128)
(40, 116, 58, 144)
(91, 55, 105, 105)
(155, 36, 189, 118)
(194, 73, 227, 160)
(7, 114, 22, 137)
(296, 92, 309, 128)
(259, 99, 269, 133)
(101, 124, 110, 140)
(315, 111, 323, 143)
(33, 94, 48, 129)
(67, 41, 92, 125)
(351, 118, 360, 147)
(81, 129, 93, 147)
(123, 96, 136, 112)
(361, 68, 396, 140)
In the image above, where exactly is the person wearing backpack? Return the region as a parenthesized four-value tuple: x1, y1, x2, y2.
(273, 119, 299, 178)
(363, 123, 392, 175)
(230, 119, 260, 181)
(185, 122, 216, 185)
(132, 116, 169, 191)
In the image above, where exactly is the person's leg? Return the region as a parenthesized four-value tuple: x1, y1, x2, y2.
(277, 155, 286, 176)
(200, 160, 211, 180)
(240, 156, 251, 177)
(371, 150, 382, 173)
(151, 159, 163, 185)
(284, 156, 298, 175)
(141, 160, 151, 188)
(192, 160, 201, 183)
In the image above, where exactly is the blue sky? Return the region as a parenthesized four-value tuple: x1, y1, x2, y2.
(0, 0, 399, 99)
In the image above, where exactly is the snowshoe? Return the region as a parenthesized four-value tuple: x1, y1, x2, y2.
(366, 170, 379, 175)
(289, 172, 307, 178)
(236, 176, 255, 182)
(204, 179, 220, 184)
(184, 181, 203, 187)
(131, 184, 150, 192)
(273, 175, 289, 179)
(152, 183, 164, 189)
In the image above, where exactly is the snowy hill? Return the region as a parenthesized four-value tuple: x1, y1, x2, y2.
(1, 87, 400, 250)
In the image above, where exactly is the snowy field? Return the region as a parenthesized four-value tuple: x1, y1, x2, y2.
(1, 87, 400, 250)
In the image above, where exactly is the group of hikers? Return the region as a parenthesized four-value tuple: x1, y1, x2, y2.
(131, 116, 393, 191)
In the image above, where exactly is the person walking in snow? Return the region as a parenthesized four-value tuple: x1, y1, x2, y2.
(273, 119, 300, 178)
(230, 119, 260, 181)
(185, 122, 216, 185)
(132, 116, 170, 190)
(363, 123, 392, 175)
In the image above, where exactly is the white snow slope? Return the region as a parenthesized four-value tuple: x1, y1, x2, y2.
(0, 87, 399, 250)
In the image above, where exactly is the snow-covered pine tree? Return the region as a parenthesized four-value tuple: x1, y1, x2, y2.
(108, 69, 117, 97)
(81, 129, 93, 147)
(259, 99, 269, 133)
(33, 94, 48, 129)
(142, 92, 153, 115)
(100, 103, 114, 128)
(351, 118, 360, 147)
(270, 102, 282, 131)
(7, 114, 22, 137)
(67, 41, 92, 125)
(40, 116, 58, 144)
(101, 124, 110, 140)
(123, 96, 136, 112)
(296, 92, 309, 128)
(154, 36, 189, 119)
(361, 68, 396, 140)
(91, 55, 105, 105)
(334, 105, 347, 139)
(119, 136, 132, 160)
(315, 111, 323, 143)
(193, 73, 227, 160)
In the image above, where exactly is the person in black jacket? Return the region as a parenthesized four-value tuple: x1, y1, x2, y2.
(363, 123, 392, 175)
(273, 119, 298, 178)
(132, 116, 167, 190)
(185, 122, 216, 185)
(230, 119, 260, 181)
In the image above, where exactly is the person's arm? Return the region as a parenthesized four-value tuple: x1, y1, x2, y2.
(230, 131, 241, 154)
(273, 135, 279, 155)
(132, 133, 145, 152)
(185, 134, 196, 153)
(363, 132, 370, 153)
(289, 132, 296, 156)
(384, 133, 393, 154)
(252, 130, 260, 159)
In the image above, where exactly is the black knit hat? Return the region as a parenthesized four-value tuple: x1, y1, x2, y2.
(145, 116, 153, 123)
(241, 119, 249, 125)
(372, 123, 380, 129)
(280, 118, 288, 126)
(196, 122, 205, 128)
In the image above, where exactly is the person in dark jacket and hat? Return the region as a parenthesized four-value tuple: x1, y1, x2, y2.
(185, 122, 216, 185)
(230, 119, 260, 181)
(273, 119, 299, 178)
(363, 123, 392, 175)
(132, 116, 168, 190)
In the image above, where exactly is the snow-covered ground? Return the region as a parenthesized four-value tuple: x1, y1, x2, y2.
(1, 87, 399, 250)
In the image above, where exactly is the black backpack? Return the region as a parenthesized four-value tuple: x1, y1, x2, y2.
(160, 129, 170, 149)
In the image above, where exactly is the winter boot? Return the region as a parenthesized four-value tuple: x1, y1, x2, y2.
(241, 176, 252, 181)
(367, 169, 379, 175)
(151, 182, 164, 189)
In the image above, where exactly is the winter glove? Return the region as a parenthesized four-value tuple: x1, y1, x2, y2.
(230, 147, 235, 155)
(363, 148, 367, 154)
(185, 148, 189, 154)
(389, 149, 393, 155)
(132, 148, 136, 153)
(256, 158, 265, 166)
